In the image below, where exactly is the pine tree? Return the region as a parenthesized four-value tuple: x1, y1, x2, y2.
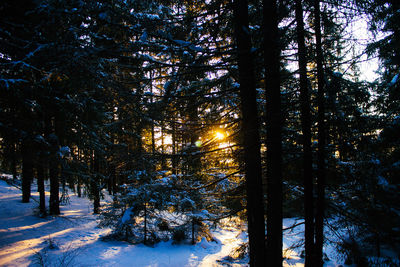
(313, 0, 326, 265)
(263, 0, 283, 265)
(295, 0, 315, 265)
(233, 0, 266, 265)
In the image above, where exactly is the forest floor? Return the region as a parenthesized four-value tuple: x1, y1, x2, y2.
(0, 176, 343, 267)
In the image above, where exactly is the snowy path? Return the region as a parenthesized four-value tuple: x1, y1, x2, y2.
(198, 229, 245, 267)
(0, 180, 247, 267)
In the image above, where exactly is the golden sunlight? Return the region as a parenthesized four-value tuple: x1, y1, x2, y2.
(215, 131, 225, 140)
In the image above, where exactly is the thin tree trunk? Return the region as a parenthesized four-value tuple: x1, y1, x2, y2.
(22, 140, 33, 203)
(49, 134, 60, 215)
(92, 152, 100, 214)
(49, 157, 60, 214)
(91, 180, 100, 214)
(161, 122, 167, 170)
(233, 0, 266, 265)
(144, 202, 147, 244)
(192, 217, 195, 245)
(314, 0, 326, 265)
(150, 71, 156, 156)
(46, 114, 60, 215)
(109, 164, 117, 196)
(77, 147, 82, 197)
(36, 157, 46, 217)
(12, 143, 18, 180)
(172, 121, 177, 175)
(295, 0, 315, 265)
(107, 166, 113, 195)
(264, 0, 283, 265)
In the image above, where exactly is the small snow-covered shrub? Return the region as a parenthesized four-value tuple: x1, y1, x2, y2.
(193, 218, 215, 243)
(218, 242, 249, 266)
(229, 242, 248, 259)
(99, 170, 223, 246)
(32, 248, 48, 267)
(45, 235, 59, 250)
(32, 242, 81, 267)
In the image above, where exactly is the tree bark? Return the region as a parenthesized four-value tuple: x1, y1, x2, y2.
(172, 121, 177, 175)
(22, 140, 33, 203)
(295, 0, 315, 265)
(144, 202, 147, 244)
(233, 0, 267, 266)
(264, 0, 283, 265)
(36, 157, 47, 217)
(11, 143, 18, 180)
(92, 152, 100, 214)
(161, 122, 167, 170)
(314, 0, 326, 265)
(49, 134, 60, 215)
(77, 147, 82, 197)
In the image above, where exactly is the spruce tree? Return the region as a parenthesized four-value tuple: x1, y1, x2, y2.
(264, 0, 283, 265)
(233, 0, 266, 265)
(295, 0, 315, 265)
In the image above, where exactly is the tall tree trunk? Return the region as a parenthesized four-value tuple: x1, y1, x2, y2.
(36, 156, 46, 217)
(295, 0, 315, 265)
(11, 143, 18, 180)
(150, 71, 156, 156)
(161, 122, 167, 170)
(21, 140, 33, 203)
(314, 0, 326, 265)
(49, 133, 60, 215)
(92, 152, 100, 214)
(144, 202, 147, 244)
(264, 0, 283, 265)
(77, 147, 82, 197)
(172, 121, 177, 175)
(192, 217, 195, 245)
(109, 164, 117, 196)
(233, 0, 266, 266)
(107, 166, 113, 195)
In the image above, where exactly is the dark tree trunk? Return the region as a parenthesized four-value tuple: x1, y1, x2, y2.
(144, 202, 147, 244)
(107, 171, 112, 195)
(77, 178, 82, 198)
(295, 0, 315, 265)
(192, 218, 195, 245)
(77, 147, 82, 197)
(233, 0, 267, 265)
(46, 115, 60, 215)
(161, 122, 167, 170)
(314, 0, 326, 266)
(150, 71, 156, 156)
(172, 121, 177, 175)
(49, 158, 60, 214)
(264, 0, 283, 265)
(11, 143, 18, 180)
(109, 164, 117, 196)
(36, 157, 47, 217)
(49, 138, 60, 215)
(93, 181, 100, 214)
(92, 152, 100, 214)
(22, 140, 33, 203)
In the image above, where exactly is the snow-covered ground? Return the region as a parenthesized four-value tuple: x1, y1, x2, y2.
(0, 177, 343, 266)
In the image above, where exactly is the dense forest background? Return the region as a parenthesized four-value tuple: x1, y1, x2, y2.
(1, 0, 399, 266)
